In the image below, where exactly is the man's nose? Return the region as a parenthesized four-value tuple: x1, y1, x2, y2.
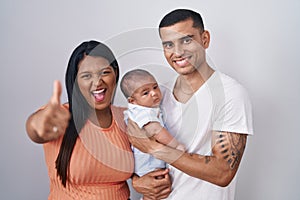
(174, 44, 184, 56)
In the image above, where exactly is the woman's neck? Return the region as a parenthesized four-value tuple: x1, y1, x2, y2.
(89, 106, 112, 128)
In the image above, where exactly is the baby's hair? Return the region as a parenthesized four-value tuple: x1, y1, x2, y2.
(120, 69, 156, 98)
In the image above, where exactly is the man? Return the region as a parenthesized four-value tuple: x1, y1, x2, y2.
(128, 9, 253, 199)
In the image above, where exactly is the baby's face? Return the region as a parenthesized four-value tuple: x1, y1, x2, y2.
(129, 78, 162, 108)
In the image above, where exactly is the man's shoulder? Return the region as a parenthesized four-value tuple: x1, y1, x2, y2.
(215, 71, 248, 95)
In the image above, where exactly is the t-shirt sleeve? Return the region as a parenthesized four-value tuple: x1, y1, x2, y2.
(213, 84, 254, 135)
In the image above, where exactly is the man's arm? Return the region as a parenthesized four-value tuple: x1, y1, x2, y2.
(144, 122, 184, 150)
(128, 119, 247, 187)
(156, 131, 246, 186)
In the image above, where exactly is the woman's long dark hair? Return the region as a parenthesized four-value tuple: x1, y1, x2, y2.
(55, 40, 119, 187)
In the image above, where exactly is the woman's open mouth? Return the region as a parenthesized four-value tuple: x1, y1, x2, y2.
(92, 88, 106, 102)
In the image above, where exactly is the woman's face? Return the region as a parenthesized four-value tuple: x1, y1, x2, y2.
(77, 55, 117, 111)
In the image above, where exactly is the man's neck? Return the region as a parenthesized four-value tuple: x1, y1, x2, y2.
(173, 64, 214, 103)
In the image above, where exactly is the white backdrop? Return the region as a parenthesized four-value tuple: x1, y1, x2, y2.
(1, 0, 300, 199)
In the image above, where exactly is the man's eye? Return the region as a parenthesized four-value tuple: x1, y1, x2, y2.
(183, 37, 192, 44)
(163, 42, 174, 49)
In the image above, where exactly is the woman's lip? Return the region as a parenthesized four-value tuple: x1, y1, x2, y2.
(92, 88, 105, 94)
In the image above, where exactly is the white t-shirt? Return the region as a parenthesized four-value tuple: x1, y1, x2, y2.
(160, 71, 253, 200)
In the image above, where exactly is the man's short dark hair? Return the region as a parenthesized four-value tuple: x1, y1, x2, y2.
(159, 9, 204, 31)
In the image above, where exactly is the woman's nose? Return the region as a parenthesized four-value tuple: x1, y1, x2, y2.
(92, 75, 103, 86)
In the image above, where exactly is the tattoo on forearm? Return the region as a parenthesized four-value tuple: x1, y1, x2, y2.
(205, 156, 211, 164)
(191, 153, 211, 164)
(218, 132, 247, 170)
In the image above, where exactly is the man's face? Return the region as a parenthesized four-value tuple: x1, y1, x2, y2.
(159, 19, 210, 76)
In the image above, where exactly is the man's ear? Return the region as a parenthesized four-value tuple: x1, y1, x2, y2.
(201, 30, 210, 49)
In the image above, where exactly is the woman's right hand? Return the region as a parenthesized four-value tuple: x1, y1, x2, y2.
(26, 80, 70, 143)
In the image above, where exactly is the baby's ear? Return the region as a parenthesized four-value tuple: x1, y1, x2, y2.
(128, 96, 135, 104)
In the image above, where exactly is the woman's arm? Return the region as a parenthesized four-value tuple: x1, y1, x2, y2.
(26, 80, 70, 143)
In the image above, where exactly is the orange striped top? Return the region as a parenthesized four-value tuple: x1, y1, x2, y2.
(43, 105, 134, 200)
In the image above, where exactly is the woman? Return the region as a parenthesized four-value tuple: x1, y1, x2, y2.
(26, 40, 170, 199)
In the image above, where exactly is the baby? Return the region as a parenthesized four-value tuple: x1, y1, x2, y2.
(120, 69, 185, 178)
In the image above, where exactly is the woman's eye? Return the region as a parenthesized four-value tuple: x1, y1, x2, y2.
(100, 69, 112, 76)
(81, 74, 91, 79)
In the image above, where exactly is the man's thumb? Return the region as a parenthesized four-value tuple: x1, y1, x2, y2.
(50, 80, 62, 105)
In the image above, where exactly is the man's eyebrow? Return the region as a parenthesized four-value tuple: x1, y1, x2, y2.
(180, 35, 194, 40)
(162, 40, 172, 45)
(162, 34, 194, 44)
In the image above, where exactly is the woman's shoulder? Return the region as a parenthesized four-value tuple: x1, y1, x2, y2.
(111, 105, 126, 122)
(111, 105, 127, 113)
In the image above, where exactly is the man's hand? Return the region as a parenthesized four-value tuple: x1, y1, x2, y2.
(127, 119, 184, 164)
(132, 169, 172, 199)
(127, 118, 156, 153)
(26, 80, 70, 143)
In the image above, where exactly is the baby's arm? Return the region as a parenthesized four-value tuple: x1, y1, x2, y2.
(144, 122, 185, 151)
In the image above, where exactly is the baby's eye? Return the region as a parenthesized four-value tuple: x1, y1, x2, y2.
(143, 91, 149, 96)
